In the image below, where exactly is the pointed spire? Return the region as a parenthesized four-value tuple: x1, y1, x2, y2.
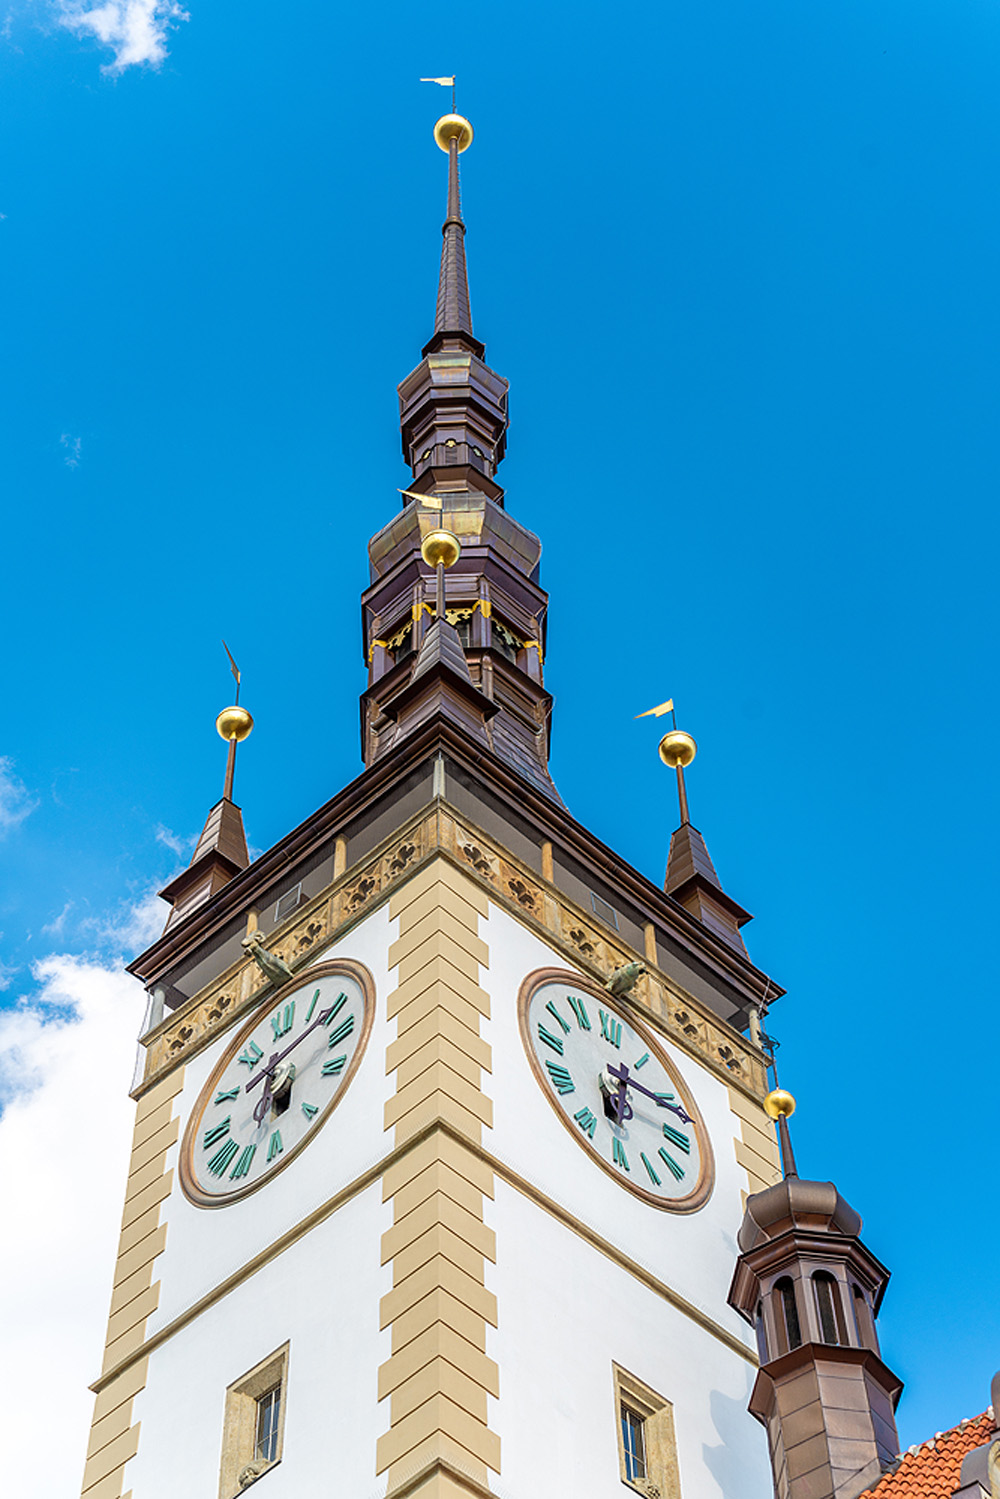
(422, 114, 484, 358)
(658, 725, 753, 953)
(434, 134, 474, 340)
(158, 699, 253, 931)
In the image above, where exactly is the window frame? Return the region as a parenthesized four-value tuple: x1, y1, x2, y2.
(612, 1364, 681, 1499)
(218, 1342, 290, 1497)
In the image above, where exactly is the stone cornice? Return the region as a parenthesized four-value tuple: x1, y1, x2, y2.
(137, 800, 769, 1103)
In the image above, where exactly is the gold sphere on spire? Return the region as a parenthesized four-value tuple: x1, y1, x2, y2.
(216, 705, 254, 743)
(434, 113, 473, 152)
(421, 529, 462, 569)
(658, 729, 697, 769)
(764, 1088, 796, 1120)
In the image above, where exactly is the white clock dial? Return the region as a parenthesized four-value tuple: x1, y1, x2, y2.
(518, 969, 714, 1212)
(180, 959, 375, 1207)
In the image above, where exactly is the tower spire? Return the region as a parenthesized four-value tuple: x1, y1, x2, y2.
(657, 724, 753, 953)
(427, 117, 478, 351)
(157, 680, 253, 932)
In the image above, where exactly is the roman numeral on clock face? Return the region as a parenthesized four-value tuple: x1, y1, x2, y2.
(612, 1137, 630, 1172)
(328, 1015, 355, 1047)
(598, 1009, 622, 1048)
(229, 1144, 255, 1181)
(271, 1002, 295, 1040)
(566, 993, 590, 1030)
(203, 1117, 231, 1149)
(238, 1040, 264, 1070)
(544, 1061, 575, 1095)
(537, 1023, 564, 1055)
(214, 1088, 239, 1105)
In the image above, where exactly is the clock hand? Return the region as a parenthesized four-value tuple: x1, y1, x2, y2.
(245, 1004, 337, 1092)
(605, 1061, 694, 1124)
(252, 1067, 275, 1124)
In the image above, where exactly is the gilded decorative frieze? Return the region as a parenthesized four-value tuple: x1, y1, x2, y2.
(139, 802, 766, 1101)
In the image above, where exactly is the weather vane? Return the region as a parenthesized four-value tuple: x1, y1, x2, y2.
(635, 696, 697, 825)
(216, 641, 253, 801)
(420, 74, 457, 114)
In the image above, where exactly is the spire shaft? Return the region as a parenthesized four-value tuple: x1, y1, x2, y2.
(434, 138, 474, 339)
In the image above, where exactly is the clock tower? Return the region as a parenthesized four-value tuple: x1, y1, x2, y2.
(80, 113, 824, 1499)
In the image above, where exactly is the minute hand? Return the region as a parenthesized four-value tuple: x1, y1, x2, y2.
(605, 1062, 693, 1124)
(245, 1004, 337, 1092)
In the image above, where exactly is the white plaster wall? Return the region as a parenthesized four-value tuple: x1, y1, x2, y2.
(484, 901, 755, 1343)
(486, 1180, 771, 1499)
(147, 901, 398, 1336)
(125, 1184, 390, 1499)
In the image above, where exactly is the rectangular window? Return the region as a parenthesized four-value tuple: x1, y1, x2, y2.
(591, 892, 620, 930)
(621, 1405, 647, 1481)
(255, 1386, 281, 1464)
(613, 1363, 680, 1499)
(219, 1342, 289, 1497)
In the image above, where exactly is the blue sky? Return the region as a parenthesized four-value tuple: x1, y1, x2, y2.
(1, 0, 998, 1483)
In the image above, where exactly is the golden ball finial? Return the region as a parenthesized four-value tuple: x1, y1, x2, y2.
(434, 113, 473, 153)
(421, 529, 462, 569)
(658, 729, 697, 769)
(216, 705, 254, 743)
(764, 1088, 796, 1121)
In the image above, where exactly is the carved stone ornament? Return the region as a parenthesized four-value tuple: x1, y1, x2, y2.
(606, 960, 646, 997)
(240, 930, 295, 987)
(237, 1461, 265, 1489)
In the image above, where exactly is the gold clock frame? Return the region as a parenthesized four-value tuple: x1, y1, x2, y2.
(517, 967, 715, 1213)
(179, 958, 376, 1209)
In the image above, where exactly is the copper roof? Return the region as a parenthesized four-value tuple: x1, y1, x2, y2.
(859, 1409, 995, 1499)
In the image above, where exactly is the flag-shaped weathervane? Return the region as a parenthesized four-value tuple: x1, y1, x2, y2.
(222, 640, 241, 703)
(635, 698, 674, 720)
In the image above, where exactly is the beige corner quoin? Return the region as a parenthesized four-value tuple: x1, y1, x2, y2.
(80, 1068, 183, 1499)
(378, 856, 501, 1498)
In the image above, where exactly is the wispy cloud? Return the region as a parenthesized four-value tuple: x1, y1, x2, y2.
(155, 822, 191, 859)
(0, 946, 144, 1490)
(60, 433, 81, 468)
(0, 757, 38, 836)
(56, 0, 188, 73)
(81, 884, 166, 952)
(41, 900, 74, 940)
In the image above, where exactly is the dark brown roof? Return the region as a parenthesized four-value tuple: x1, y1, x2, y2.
(859, 1410, 995, 1499)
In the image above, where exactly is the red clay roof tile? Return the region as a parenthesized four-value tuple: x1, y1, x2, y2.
(859, 1410, 995, 1499)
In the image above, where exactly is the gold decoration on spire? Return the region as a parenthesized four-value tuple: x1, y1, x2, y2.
(764, 1088, 796, 1120)
(433, 113, 473, 153)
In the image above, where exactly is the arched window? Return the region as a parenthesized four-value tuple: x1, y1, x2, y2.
(754, 1302, 769, 1364)
(851, 1284, 877, 1351)
(772, 1277, 802, 1354)
(812, 1272, 848, 1345)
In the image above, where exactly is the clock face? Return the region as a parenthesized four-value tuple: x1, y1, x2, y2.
(179, 959, 375, 1208)
(518, 969, 714, 1212)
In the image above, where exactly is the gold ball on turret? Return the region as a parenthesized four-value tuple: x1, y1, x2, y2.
(658, 729, 697, 769)
(216, 705, 254, 743)
(421, 529, 462, 569)
(764, 1088, 796, 1121)
(434, 113, 473, 152)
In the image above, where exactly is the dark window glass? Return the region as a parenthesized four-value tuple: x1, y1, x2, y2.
(255, 1385, 281, 1463)
(813, 1272, 848, 1345)
(754, 1301, 769, 1363)
(621, 1406, 647, 1482)
(774, 1276, 802, 1351)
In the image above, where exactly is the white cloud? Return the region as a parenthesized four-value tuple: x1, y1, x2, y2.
(0, 756, 38, 835)
(155, 822, 191, 859)
(0, 948, 145, 1495)
(83, 884, 167, 951)
(57, 0, 188, 72)
(41, 899, 74, 939)
(60, 432, 81, 467)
